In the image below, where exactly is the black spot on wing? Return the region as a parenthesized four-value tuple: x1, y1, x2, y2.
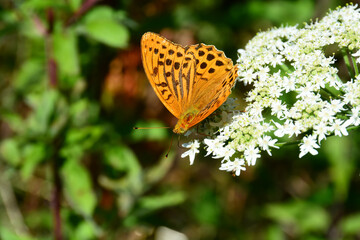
(200, 62, 207, 69)
(216, 60, 224, 66)
(166, 59, 172, 65)
(174, 62, 180, 70)
(207, 54, 215, 61)
(153, 67, 158, 76)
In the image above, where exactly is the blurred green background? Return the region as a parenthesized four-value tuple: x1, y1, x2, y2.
(1, 0, 360, 239)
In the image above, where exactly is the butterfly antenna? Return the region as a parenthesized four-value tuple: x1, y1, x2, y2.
(177, 135, 187, 149)
(165, 134, 175, 158)
(133, 126, 171, 130)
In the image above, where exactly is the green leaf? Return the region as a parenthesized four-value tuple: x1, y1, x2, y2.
(61, 160, 97, 216)
(265, 225, 285, 240)
(84, 20, 129, 48)
(145, 150, 175, 185)
(53, 27, 80, 77)
(21, 143, 47, 180)
(68, 0, 82, 11)
(14, 59, 45, 93)
(104, 144, 140, 172)
(100, 144, 143, 205)
(65, 126, 104, 148)
(74, 221, 96, 240)
(83, 6, 114, 21)
(139, 191, 186, 210)
(21, 0, 64, 10)
(192, 189, 220, 225)
(1, 112, 24, 135)
(247, 0, 314, 25)
(0, 138, 21, 166)
(323, 136, 355, 200)
(265, 201, 330, 235)
(69, 99, 99, 126)
(60, 126, 104, 160)
(82, 6, 129, 48)
(340, 214, 360, 235)
(0, 226, 35, 240)
(26, 89, 59, 136)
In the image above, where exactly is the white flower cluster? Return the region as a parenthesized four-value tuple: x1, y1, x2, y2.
(181, 5, 360, 176)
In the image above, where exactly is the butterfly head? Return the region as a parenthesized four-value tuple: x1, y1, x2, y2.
(173, 111, 198, 134)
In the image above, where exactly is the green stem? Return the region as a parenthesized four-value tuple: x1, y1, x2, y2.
(335, 74, 344, 84)
(346, 125, 360, 132)
(280, 64, 292, 74)
(275, 139, 301, 147)
(342, 48, 354, 78)
(351, 55, 359, 76)
(334, 74, 347, 95)
(321, 87, 339, 99)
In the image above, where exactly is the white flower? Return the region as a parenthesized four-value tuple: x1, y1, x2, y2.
(317, 107, 336, 123)
(331, 119, 350, 137)
(213, 146, 236, 162)
(257, 136, 279, 155)
(286, 121, 303, 137)
(203, 138, 223, 157)
(181, 140, 200, 165)
(329, 99, 345, 113)
(299, 135, 320, 158)
(273, 121, 286, 137)
(352, 49, 360, 63)
(241, 69, 257, 85)
(219, 158, 246, 176)
(271, 99, 287, 118)
(313, 122, 331, 143)
(346, 106, 360, 126)
(282, 76, 296, 92)
(244, 146, 261, 166)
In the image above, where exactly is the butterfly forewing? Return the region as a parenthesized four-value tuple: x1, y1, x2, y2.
(141, 32, 197, 118)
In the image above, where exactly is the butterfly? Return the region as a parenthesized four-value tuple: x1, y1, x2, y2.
(141, 32, 237, 134)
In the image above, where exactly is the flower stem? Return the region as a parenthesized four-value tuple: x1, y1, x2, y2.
(321, 86, 339, 99)
(280, 64, 292, 74)
(342, 48, 354, 78)
(275, 139, 301, 147)
(351, 55, 359, 76)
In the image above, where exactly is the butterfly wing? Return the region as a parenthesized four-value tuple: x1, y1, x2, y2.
(142, 32, 238, 133)
(183, 44, 238, 129)
(141, 32, 197, 119)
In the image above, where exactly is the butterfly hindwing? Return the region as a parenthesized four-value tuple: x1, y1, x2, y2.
(183, 44, 236, 128)
(190, 65, 238, 128)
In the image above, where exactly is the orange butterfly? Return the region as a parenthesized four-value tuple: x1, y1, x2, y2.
(141, 32, 237, 134)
